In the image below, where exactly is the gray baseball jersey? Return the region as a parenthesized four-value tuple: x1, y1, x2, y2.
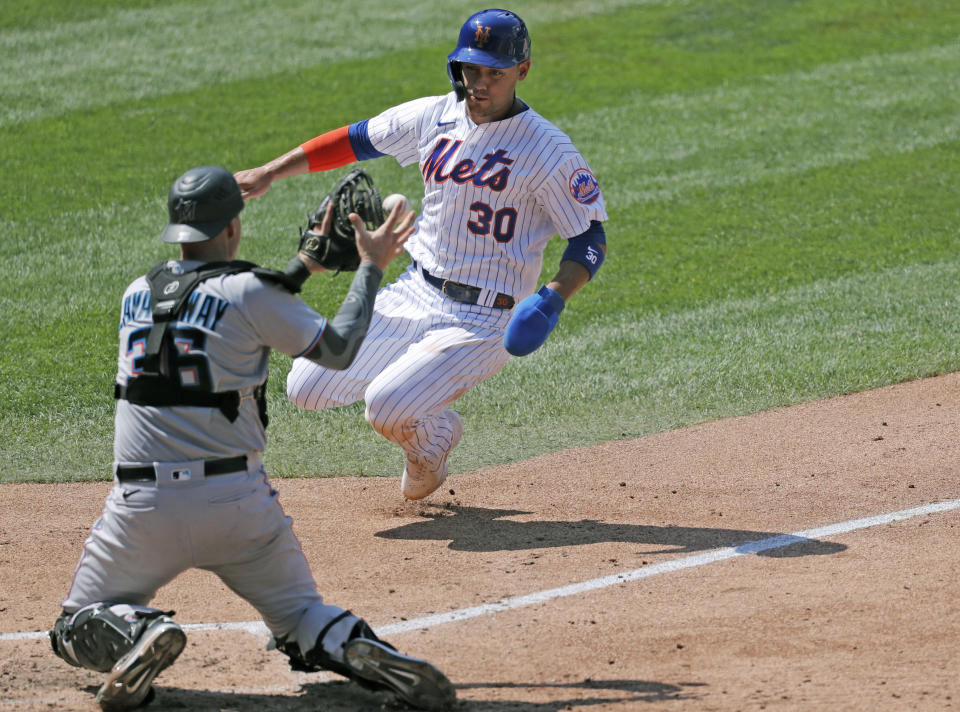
(62, 262, 366, 660)
(114, 261, 325, 462)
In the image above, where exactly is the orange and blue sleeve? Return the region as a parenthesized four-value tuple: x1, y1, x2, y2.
(299, 121, 386, 172)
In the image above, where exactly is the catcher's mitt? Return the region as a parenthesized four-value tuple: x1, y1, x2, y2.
(299, 168, 385, 272)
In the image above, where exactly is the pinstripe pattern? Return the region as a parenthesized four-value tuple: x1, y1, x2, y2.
(286, 92, 606, 483)
(286, 266, 509, 472)
(366, 92, 608, 300)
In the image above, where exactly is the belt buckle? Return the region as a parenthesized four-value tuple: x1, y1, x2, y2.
(440, 279, 477, 304)
(440, 280, 453, 298)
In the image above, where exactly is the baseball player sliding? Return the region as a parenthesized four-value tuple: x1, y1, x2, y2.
(49, 166, 455, 711)
(235, 8, 609, 500)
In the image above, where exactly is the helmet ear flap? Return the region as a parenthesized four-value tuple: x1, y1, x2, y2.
(447, 61, 466, 101)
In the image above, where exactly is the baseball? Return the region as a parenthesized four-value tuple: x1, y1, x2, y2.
(383, 193, 410, 215)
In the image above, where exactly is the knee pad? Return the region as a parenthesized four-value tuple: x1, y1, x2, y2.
(49, 603, 176, 673)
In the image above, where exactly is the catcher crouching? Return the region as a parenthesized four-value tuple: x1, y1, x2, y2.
(49, 165, 455, 711)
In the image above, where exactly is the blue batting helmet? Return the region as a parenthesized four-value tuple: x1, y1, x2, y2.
(447, 9, 530, 100)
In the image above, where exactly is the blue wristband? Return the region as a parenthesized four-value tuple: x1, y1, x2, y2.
(561, 221, 606, 279)
(503, 285, 565, 357)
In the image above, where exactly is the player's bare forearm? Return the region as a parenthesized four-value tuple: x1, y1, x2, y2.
(234, 147, 309, 199)
(505, 255, 599, 358)
(264, 146, 310, 179)
(546, 247, 606, 301)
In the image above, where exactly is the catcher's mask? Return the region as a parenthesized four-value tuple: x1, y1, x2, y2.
(161, 165, 244, 244)
(446, 8, 530, 101)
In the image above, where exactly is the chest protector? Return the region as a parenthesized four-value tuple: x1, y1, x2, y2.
(114, 260, 301, 425)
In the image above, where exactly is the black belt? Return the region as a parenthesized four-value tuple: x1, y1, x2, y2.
(115, 455, 248, 482)
(414, 262, 515, 309)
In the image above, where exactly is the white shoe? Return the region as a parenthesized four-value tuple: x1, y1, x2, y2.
(401, 410, 463, 500)
(96, 617, 185, 711)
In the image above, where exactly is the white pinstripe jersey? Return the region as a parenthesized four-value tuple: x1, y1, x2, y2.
(365, 92, 608, 300)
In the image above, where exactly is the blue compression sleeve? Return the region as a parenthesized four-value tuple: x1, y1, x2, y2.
(348, 120, 387, 161)
(562, 221, 606, 279)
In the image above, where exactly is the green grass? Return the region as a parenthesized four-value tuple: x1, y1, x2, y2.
(2, 0, 959, 482)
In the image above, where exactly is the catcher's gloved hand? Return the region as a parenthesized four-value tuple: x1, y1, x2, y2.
(503, 285, 566, 356)
(299, 168, 385, 272)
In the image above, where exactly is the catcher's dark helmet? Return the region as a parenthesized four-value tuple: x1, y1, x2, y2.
(161, 165, 244, 244)
(447, 8, 530, 101)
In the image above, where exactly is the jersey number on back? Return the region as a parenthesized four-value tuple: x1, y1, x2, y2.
(125, 326, 213, 390)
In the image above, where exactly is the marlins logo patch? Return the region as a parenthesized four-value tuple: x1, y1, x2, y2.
(174, 197, 197, 221)
(569, 169, 601, 205)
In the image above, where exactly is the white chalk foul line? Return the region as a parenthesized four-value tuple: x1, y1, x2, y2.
(377, 497, 960, 636)
(5, 498, 959, 643)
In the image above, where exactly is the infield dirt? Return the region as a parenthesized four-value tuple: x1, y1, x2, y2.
(2, 372, 959, 711)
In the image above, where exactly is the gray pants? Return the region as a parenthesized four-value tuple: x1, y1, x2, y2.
(61, 455, 353, 657)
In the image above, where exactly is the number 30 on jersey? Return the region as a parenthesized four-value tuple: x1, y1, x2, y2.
(467, 202, 517, 243)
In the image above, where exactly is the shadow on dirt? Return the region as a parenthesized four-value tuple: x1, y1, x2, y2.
(84, 677, 703, 710)
(454, 677, 708, 708)
(375, 504, 846, 557)
(84, 680, 407, 712)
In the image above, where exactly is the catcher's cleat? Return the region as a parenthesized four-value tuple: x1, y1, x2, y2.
(344, 637, 457, 711)
(401, 410, 463, 500)
(96, 617, 185, 711)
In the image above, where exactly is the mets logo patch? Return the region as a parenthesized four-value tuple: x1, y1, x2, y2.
(569, 169, 601, 205)
(473, 24, 492, 46)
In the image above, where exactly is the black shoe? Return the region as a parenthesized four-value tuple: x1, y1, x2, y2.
(95, 618, 185, 711)
(344, 637, 456, 710)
